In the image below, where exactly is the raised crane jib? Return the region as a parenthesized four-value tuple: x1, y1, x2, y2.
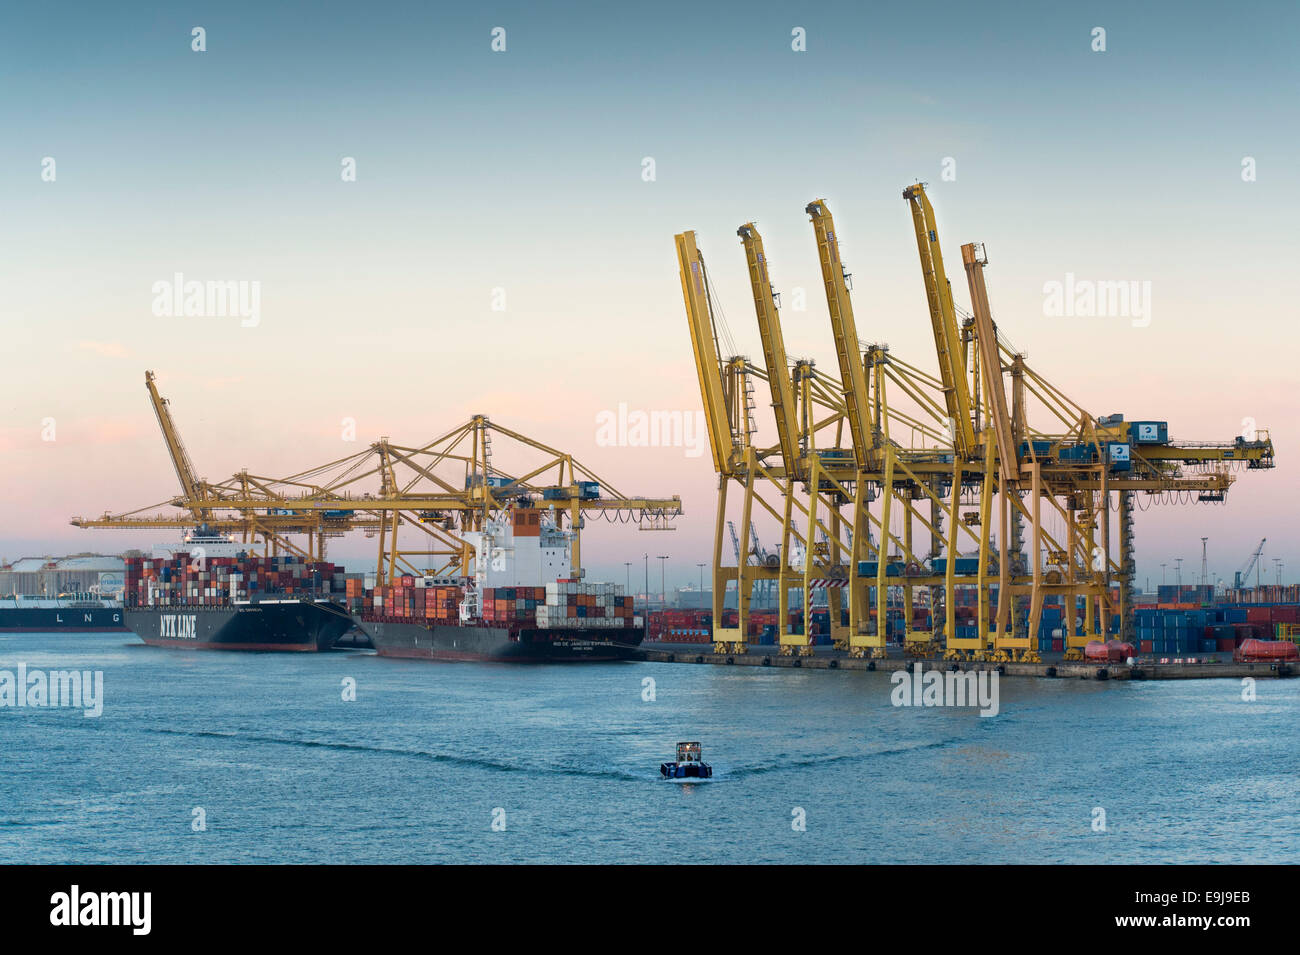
(675, 231, 739, 476)
(144, 370, 209, 521)
(737, 222, 801, 477)
(805, 199, 873, 470)
(961, 242, 1017, 484)
(902, 183, 976, 456)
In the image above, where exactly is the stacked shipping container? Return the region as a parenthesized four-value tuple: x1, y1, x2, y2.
(534, 579, 635, 628)
(363, 577, 638, 630)
(368, 576, 462, 623)
(123, 553, 363, 609)
(1132, 605, 1299, 654)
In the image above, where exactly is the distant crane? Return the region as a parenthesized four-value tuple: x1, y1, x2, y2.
(1234, 538, 1267, 590)
(748, 522, 777, 608)
(727, 521, 743, 566)
(727, 520, 778, 609)
(787, 519, 807, 569)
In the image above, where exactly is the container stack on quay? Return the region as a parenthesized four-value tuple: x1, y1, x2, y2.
(1134, 605, 1300, 654)
(648, 605, 933, 646)
(123, 553, 363, 608)
(1222, 584, 1300, 604)
(647, 585, 1130, 649)
(1156, 584, 1217, 604)
(649, 609, 715, 644)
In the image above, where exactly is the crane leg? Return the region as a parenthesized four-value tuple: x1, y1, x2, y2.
(1119, 490, 1135, 645)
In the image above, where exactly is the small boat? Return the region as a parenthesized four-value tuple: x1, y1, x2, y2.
(660, 741, 712, 779)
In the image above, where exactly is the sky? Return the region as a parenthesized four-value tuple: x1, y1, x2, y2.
(0, 0, 1296, 592)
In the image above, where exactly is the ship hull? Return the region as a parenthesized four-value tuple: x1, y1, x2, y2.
(0, 607, 126, 632)
(356, 617, 645, 662)
(125, 601, 353, 652)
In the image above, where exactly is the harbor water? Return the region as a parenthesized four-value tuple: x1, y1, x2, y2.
(1, 632, 1296, 864)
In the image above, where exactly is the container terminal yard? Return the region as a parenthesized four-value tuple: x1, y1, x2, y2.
(56, 186, 1293, 681)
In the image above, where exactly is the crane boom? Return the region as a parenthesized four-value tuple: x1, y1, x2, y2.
(903, 183, 976, 455)
(1235, 538, 1267, 589)
(144, 370, 208, 521)
(805, 199, 874, 469)
(961, 242, 1017, 484)
(676, 231, 739, 476)
(737, 223, 802, 477)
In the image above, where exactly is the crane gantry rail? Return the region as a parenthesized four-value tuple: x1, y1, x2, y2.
(73, 374, 681, 583)
(677, 185, 1275, 660)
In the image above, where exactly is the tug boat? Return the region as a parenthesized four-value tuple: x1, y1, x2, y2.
(660, 741, 712, 779)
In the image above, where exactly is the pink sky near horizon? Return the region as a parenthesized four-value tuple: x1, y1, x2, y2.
(2, 229, 1293, 592)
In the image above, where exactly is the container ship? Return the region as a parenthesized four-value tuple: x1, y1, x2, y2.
(0, 594, 126, 632)
(122, 532, 357, 651)
(354, 509, 644, 662)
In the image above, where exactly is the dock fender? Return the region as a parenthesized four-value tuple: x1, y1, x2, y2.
(1096, 667, 1109, 680)
(995, 665, 1006, 676)
(725, 656, 734, 665)
(761, 656, 771, 667)
(828, 658, 839, 669)
(866, 660, 876, 671)
(1044, 666, 1057, 678)
(694, 655, 704, 664)
(792, 658, 802, 667)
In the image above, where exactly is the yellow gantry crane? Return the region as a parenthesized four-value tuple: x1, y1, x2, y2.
(678, 219, 870, 654)
(734, 224, 810, 650)
(804, 200, 885, 656)
(679, 187, 1275, 661)
(677, 231, 741, 479)
(144, 370, 209, 522)
(903, 184, 976, 457)
(737, 224, 800, 478)
(74, 378, 682, 580)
